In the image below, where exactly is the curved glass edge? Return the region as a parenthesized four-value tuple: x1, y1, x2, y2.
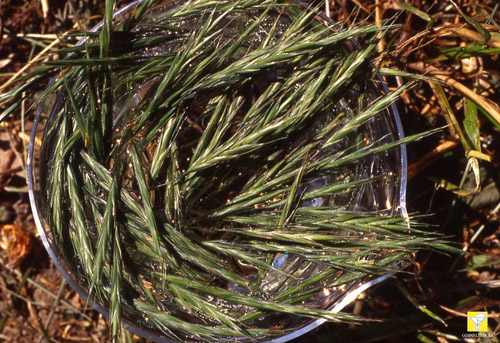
(27, 1, 408, 343)
(272, 85, 407, 343)
(383, 82, 408, 220)
(27, 2, 169, 342)
(265, 273, 394, 343)
(27, 59, 177, 343)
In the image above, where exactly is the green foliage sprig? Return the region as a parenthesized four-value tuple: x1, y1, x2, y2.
(0, 0, 455, 341)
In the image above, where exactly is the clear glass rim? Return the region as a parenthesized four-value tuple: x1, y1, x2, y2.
(27, 1, 408, 342)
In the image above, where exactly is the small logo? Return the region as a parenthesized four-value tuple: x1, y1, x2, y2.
(467, 312, 488, 332)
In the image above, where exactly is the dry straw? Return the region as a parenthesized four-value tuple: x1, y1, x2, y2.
(1, 0, 454, 341)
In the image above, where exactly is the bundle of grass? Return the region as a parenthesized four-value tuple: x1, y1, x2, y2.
(1, 0, 453, 341)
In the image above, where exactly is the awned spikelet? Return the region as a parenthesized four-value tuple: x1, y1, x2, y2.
(1, 0, 456, 341)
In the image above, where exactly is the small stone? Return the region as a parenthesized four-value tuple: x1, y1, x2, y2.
(0, 205, 12, 223)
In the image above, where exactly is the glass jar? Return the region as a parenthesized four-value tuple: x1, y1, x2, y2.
(28, 1, 408, 342)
